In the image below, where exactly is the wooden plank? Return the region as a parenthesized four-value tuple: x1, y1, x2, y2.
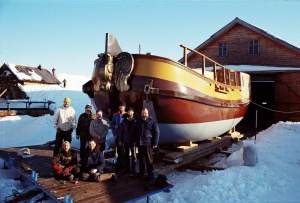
(158, 137, 231, 174)
(21, 162, 32, 171)
(177, 142, 198, 153)
(0, 145, 173, 203)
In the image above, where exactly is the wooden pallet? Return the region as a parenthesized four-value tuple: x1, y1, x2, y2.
(157, 136, 232, 174)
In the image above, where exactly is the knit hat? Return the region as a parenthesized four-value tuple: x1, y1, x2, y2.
(85, 104, 92, 109)
(64, 97, 71, 103)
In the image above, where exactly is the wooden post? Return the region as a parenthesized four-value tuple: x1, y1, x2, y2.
(234, 71, 237, 86)
(7, 102, 10, 113)
(213, 63, 217, 81)
(202, 56, 205, 75)
(222, 66, 226, 85)
(255, 110, 257, 140)
(183, 47, 187, 66)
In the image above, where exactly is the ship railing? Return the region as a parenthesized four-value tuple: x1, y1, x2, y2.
(180, 45, 241, 87)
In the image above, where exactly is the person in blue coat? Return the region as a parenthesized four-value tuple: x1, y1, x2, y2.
(80, 139, 116, 182)
(111, 101, 126, 172)
(135, 108, 160, 180)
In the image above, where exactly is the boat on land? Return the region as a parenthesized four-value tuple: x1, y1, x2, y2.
(83, 33, 251, 144)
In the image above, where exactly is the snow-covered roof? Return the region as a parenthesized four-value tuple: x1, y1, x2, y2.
(2, 63, 61, 84)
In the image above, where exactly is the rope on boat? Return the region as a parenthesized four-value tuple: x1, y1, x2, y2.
(234, 91, 300, 114)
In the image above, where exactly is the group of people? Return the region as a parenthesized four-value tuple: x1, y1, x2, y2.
(112, 101, 160, 180)
(51, 97, 160, 184)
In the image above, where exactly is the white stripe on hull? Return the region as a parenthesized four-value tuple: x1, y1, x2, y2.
(158, 117, 243, 144)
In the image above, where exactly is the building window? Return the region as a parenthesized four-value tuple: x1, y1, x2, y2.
(219, 43, 227, 56)
(249, 40, 259, 54)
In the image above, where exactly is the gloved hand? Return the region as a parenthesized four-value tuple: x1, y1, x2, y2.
(76, 134, 79, 139)
(53, 164, 63, 174)
(63, 166, 73, 176)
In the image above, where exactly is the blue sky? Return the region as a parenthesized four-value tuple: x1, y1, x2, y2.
(1, 0, 299, 76)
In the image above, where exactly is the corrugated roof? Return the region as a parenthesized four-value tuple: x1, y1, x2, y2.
(3, 63, 61, 84)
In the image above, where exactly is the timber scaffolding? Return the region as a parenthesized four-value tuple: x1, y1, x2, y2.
(0, 132, 245, 202)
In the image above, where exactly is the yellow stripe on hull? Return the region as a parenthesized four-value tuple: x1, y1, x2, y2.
(132, 55, 250, 103)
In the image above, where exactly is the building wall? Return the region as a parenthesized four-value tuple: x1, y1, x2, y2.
(0, 65, 27, 99)
(0, 76, 27, 99)
(187, 24, 300, 68)
(185, 23, 300, 127)
(274, 72, 300, 122)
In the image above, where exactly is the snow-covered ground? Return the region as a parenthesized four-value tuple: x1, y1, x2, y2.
(1, 73, 300, 202)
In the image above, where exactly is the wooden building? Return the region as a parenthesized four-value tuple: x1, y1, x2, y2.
(179, 17, 300, 129)
(0, 63, 61, 100)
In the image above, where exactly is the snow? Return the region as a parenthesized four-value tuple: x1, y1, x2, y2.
(1, 72, 300, 203)
(6, 63, 43, 81)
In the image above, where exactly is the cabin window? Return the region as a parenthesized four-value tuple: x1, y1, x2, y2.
(218, 43, 227, 56)
(249, 40, 259, 54)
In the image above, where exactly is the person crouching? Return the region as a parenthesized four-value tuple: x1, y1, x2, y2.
(80, 139, 117, 182)
(51, 141, 80, 184)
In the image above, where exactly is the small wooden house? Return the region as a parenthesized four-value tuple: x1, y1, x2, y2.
(179, 17, 300, 128)
(0, 63, 61, 100)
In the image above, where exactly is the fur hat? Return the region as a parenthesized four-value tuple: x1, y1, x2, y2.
(64, 97, 71, 103)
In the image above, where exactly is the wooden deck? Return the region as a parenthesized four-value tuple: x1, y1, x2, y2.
(0, 145, 173, 203)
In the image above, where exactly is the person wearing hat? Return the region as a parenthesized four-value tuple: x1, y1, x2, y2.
(53, 97, 76, 157)
(76, 104, 96, 159)
(119, 107, 138, 176)
(111, 101, 127, 173)
(51, 141, 80, 184)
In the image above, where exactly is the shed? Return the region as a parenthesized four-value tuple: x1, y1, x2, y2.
(0, 63, 61, 100)
(179, 17, 300, 129)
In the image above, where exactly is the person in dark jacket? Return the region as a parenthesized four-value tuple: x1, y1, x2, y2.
(76, 104, 96, 159)
(111, 101, 126, 172)
(51, 141, 80, 184)
(80, 139, 116, 182)
(119, 107, 138, 175)
(135, 108, 160, 180)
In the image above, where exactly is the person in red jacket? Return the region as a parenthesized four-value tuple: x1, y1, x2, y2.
(51, 141, 80, 184)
